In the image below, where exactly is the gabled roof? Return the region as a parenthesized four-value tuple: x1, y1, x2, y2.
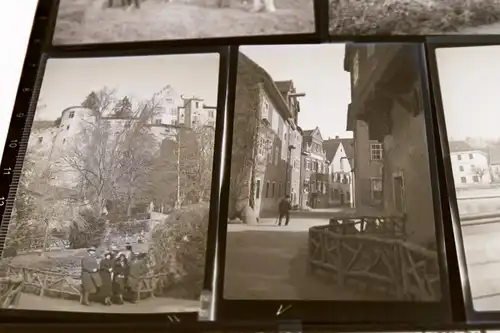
(449, 141, 474, 153)
(238, 52, 294, 122)
(302, 127, 323, 146)
(323, 138, 354, 162)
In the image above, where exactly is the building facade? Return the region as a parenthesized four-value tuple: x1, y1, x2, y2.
(228, 53, 302, 222)
(346, 113, 384, 210)
(344, 43, 436, 245)
(28, 90, 215, 190)
(449, 141, 491, 187)
(301, 128, 329, 209)
(323, 137, 354, 207)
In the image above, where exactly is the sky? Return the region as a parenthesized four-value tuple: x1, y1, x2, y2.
(35, 53, 220, 121)
(436, 45, 500, 142)
(240, 44, 353, 140)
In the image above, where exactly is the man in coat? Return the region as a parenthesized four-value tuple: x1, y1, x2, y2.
(127, 252, 148, 303)
(278, 195, 292, 227)
(80, 247, 103, 306)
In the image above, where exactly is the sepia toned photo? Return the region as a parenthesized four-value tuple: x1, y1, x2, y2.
(53, 0, 315, 45)
(223, 43, 441, 301)
(329, 0, 500, 35)
(0, 53, 220, 313)
(435, 45, 500, 312)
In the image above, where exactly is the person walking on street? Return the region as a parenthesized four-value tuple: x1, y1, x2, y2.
(278, 195, 292, 227)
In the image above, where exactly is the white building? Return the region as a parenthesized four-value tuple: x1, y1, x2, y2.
(323, 136, 354, 207)
(449, 141, 491, 187)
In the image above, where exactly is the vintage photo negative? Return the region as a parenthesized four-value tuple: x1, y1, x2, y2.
(53, 0, 315, 45)
(223, 43, 441, 301)
(0, 53, 220, 313)
(329, 0, 500, 35)
(435, 45, 500, 312)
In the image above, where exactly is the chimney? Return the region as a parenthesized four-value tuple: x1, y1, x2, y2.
(335, 135, 339, 139)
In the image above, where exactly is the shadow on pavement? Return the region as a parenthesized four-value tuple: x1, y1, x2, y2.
(223, 229, 379, 300)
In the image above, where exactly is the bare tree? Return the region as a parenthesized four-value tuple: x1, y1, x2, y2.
(143, 124, 215, 210)
(475, 167, 488, 182)
(63, 88, 163, 219)
(81, 87, 117, 116)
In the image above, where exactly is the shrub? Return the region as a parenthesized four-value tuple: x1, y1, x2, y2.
(68, 208, 107, 249)
(329, 0, 500, 35)
(148, 203, 209, 300)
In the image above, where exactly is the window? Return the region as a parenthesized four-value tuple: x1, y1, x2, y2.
(170, 108, 177, 115)
(461, 177, 467, 184)
(278, 183, 282, 196)
(66, 125, 70, 130)
(261, 100, 270, 120)
(208, 110, 214, 118)
(274, 147, 279, 165)
(370, 143, 383, 160)
(469, 153, 474, 160)
(207, 121, 215, 127)
(457, 154, 462, 160)
(258, 137, 266, 158)
(255, 180, 261, 199)
(171, 120, 178, 125)
(306, 159, 310, 170)
(352, 52, 359, 86)
(459, 166, 464, 172)
(195, 102, 199, 108)
(69, 111, 75, 118)
(333, 189, 339, 200)
(272, 182, 276, 197)
(472, 175, 479, 183)
(294, 160, 299, 169)
(370, 178, 383, 201)
(340, 159, 344, 171)
(393, 175, 405, 213)
(265, 181, 270, 198)
(471, 165, 475, 171)
(38, 137, 43, 144)
(155, 119, 162, 125)
(62, 138, 66, 144)
(166, 98, 173, 103)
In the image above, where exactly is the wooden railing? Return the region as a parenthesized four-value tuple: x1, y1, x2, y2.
(6, 265, 167, 302)
(309, 221, 440, 301)
(329, 215, 407, 240)
(0, 276, 24, 308)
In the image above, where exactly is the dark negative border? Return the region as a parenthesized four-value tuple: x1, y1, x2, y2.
(425, 35, 500, 325)
(0, 45, 231, 324)
(46, 0, 326, 52)
(213, 42, 453, 324)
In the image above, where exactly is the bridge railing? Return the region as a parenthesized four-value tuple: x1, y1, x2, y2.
(329, 215, 407, 240)
(309, 220, 440, 301)
(5, 265, 167, 302)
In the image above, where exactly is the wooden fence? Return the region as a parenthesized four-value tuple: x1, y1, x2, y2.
(329, 215, 407, 240)
(5, 265, 167, 302)
(309, 220, 440, 301)
(0, 276, 24, 308)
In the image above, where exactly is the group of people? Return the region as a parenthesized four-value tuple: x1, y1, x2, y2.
(80, 244, 148, 306)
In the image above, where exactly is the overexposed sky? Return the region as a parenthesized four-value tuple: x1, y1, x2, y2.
(241, 44, 352, 139)
(436, 45, 500, 141)
(36, 53, 220, 121)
